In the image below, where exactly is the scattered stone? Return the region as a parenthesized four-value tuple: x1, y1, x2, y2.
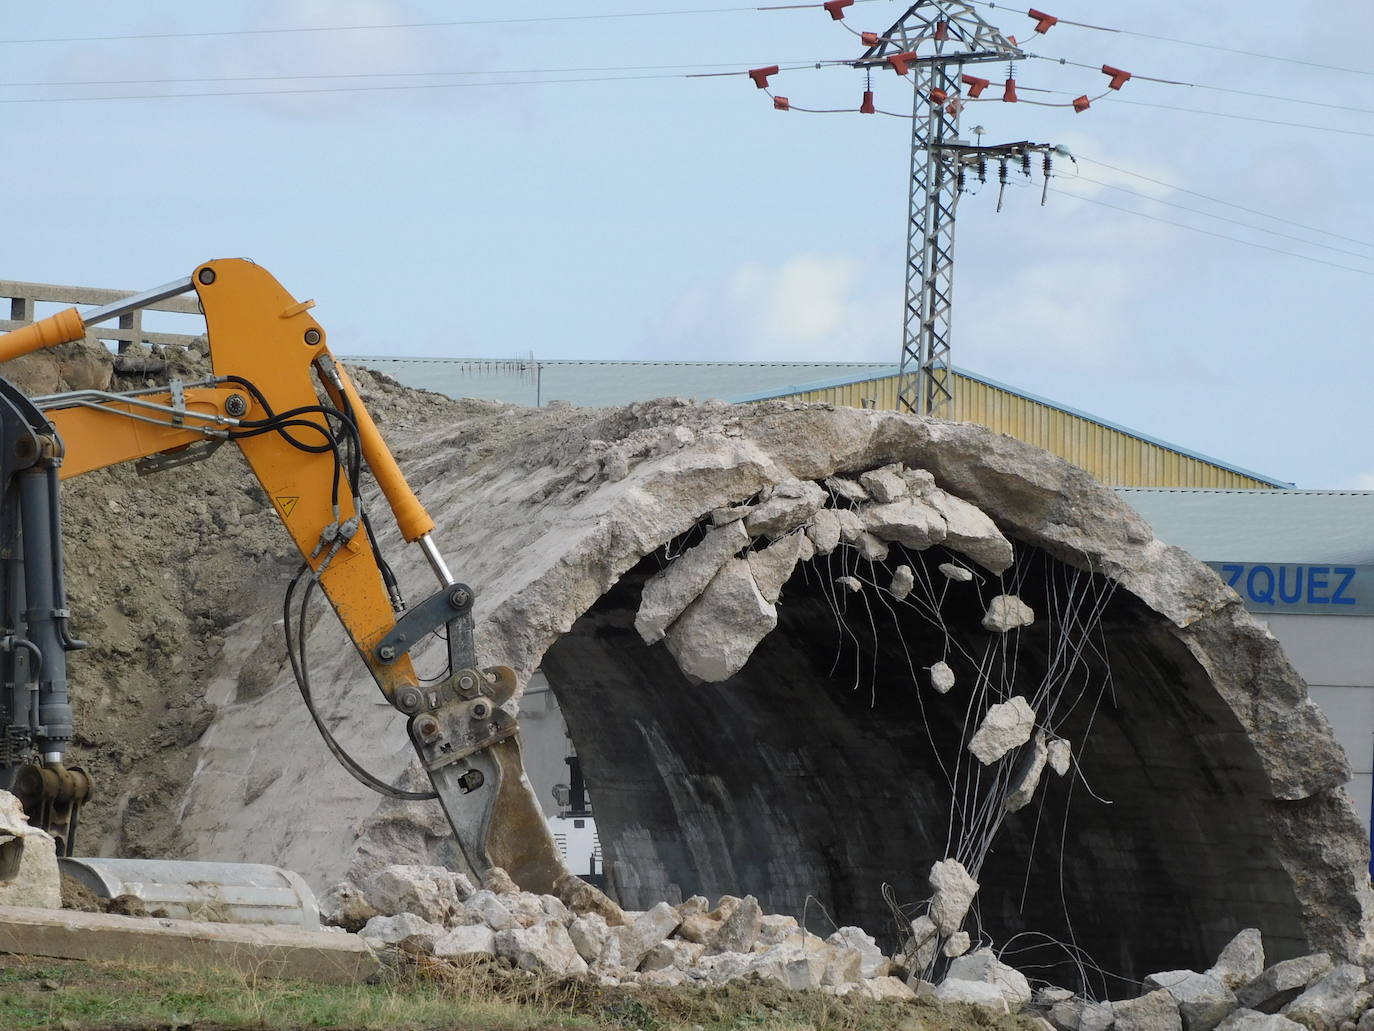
(835, 576, 862, 594)
(1005, 732, 1050, 812)
(710, 505, 751, 526)
(618, 901, 682, 969)
(947, 947, 1032, 1008)
(433, 923, 496, 958)
(1144, 969, 1238, 1031)
(553, 872, 627, 927)
(641, 939, 704, 972)
(366, 864, 464, 926)
(835, 508, 865, 543)
(540, 894, 571, 925)
(749, 942, 821, 992)
(943, 931, 971, 958)
(1235, 954, 1332, 1013)
(483, 867, 520, 896)
(748, 532, 803, 604)
(635, 520, 749, 644)
(796, 534, 815, 562)
(318, 881, 379, 932)
(0, 791, 58, 910)
(859, 465, 908, 504)
(933, 978, 1010, 1016)
(696, 950, 755, 985)
(928, 859, 979, 936)
(938, 562, 975, 582)
(841, 975, 917, 1001)
(1113, 988, 1184, 1031)
(760, 913, 799, 947)
(675, 906, 721, 945)
(707, 894, 761, 955)
(494, 921, 588, 976)
(924, 488, 1014, 573)
(968, 696, 1037, 764)
(862, 498, 947, 550)
(855, 531, 890, 562)
(930, 661, 956, 694)
(907, 914, 940, 970)
(982, 594, 1036, 633)
(827, 926, 888, 978)
(665, 558, 778, 682)
(359, 912, 445, 953)
(1280, 963, 1366, 1028)
(464, 890, 517, 931)
(1048, 737, 1073, 777)
(1216, 1011, 1305, 1030)
(1205, 930, 1264, 991)
(1049, 997, 1116, 1031)
(902, 467, 936, 492)
(744, 479, 827, 538)
(889, 565, 915, 601)
(640, 968, 685, 987)
(568, 912, 611, 964)
(805, 509, 842, 555)
(823, 476, 870, 502)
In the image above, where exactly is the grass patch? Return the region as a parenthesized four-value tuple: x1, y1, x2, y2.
(0, 952, 1044, 1031)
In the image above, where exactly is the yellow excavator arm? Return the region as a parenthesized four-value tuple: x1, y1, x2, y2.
(0, 259, 563, 892)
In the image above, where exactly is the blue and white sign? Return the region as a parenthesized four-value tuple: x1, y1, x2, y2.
(1208, 562, 1374, 616)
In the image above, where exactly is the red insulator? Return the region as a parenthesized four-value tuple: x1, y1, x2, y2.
(1002, 78, 1018, 103)
(1027, 7, 1059, 33)
(861, 31, 879, 45)
(887, 51, 917, 75)
(1072, 94, 1091, 112)
(930, 87, 948, 104)
(946, 98, 964, 115)
(823, 0, 853, 20)
(748, 65, 780, 89)
(773, 95, 790, 110)
(1101, 64, 1132, 90)
(934, 19, 949, 41)
(961, 73, 989, 98)
(859, 90, 876, 114)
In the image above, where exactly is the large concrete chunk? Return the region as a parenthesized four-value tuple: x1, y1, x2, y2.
(968, 696, 1037, 765)
(1206, 929, 1264, 991)
(1143, 969, 1238, 1031)
(861, 497, 947, 550)
(923, 487, 1014, 573)
(1215, 1011, 1305, 1030)
(0, 791, 58, 911)
(433, 923, 496, 958)
(707, 893, 761, 954)
(360, 912, 445, 951)
(494, 921, 589, 976)
(928, 859, 979, 936)
(1280, 963, 1366, 1028)
(1114, 988, 1184, 1031)
(744, 479, 827, 538)
(0, 904, 380, 984)
(1006, 732, 1050, 812)
(748, 533, 803, 605)
(805, 509, 842, 555)
(826, 926, 888, 979)
(889, 565, 915, 601)
(982, 594, 1036, 632)
(859, 465, 908, 503)
(933, 977, 1010, 1015)
(635, 520, 748, 644)
(946, 947, 1032, 1007)
(664, 558, 778, 681)
(618, 901, 681, 969)
(1235, 954, 1332, 1013)
(366, 864, 465, 925)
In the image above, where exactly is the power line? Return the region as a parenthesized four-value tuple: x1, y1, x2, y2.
(1076, 155, 1374, 250)
(0, 2, 883, 46)
(1103, 95, 1374, 139)
(1061, 173, 1374, 263)
(1049, 186, 1374, 279)
(968, 1, 1374, 79)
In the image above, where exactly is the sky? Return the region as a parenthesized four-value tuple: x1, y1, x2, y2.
(3, 1, 1373, 488)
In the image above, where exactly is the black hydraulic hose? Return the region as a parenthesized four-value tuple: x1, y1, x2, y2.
(283, 567, 436, 802)
(45, 467, 87, 651)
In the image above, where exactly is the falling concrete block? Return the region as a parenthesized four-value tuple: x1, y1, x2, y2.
(744, 479, 827, 538)
(1005, 732, 1050, 812)
(805, 509, 842, 555)
(889, 565, 914, 600)
(859, 465, 908, 503)
(1206, 929, 1264, 991)
(982, 594, 1035, 633)
(635, 520, 748, 644)
(968, 696, 1037, 765)
(928, 859, 979, 936)
(1048, 737, 1073, 776)
(665, 558, 778, 682)
(836, 508, 865, 543)
(930, 661, 955, 694)
(944, 931, 971, 958)
(835, 576, 862, 594)
(748, 532, 803, 605)
(925, 488, 1014, 573)
(856, 531, 889, 562)
(939, 562, 974, 582)
(907, 913, 939, 969)
(862, 497, 947, 550)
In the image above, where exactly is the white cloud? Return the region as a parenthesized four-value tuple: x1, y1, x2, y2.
(655, 253, 897, 362)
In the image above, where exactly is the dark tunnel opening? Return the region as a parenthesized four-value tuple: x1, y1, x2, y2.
(539, 529, 1309, 994)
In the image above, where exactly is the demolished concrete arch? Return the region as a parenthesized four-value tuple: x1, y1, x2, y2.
(167, 391, 1372, 984)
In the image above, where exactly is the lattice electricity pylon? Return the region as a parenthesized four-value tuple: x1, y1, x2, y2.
(856, 4, 1026, 418)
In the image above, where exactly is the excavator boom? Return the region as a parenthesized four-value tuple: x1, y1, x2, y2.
(0, 260, 564, 894)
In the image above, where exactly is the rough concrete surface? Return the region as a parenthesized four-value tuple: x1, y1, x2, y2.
(18, 347, 1368, 986)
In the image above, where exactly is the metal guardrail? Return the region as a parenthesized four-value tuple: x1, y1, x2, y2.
(0, 280, 204, 353)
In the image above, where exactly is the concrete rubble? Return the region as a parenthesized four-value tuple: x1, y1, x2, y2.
(0, 791, 59, 910)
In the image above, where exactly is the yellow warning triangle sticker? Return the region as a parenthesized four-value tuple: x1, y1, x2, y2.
(276, 496, 300, 518)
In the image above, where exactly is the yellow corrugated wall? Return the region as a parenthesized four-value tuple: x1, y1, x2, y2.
(775, 372, 1275, 489)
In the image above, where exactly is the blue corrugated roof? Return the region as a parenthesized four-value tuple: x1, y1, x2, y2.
(1117, 489, 1374, 565)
